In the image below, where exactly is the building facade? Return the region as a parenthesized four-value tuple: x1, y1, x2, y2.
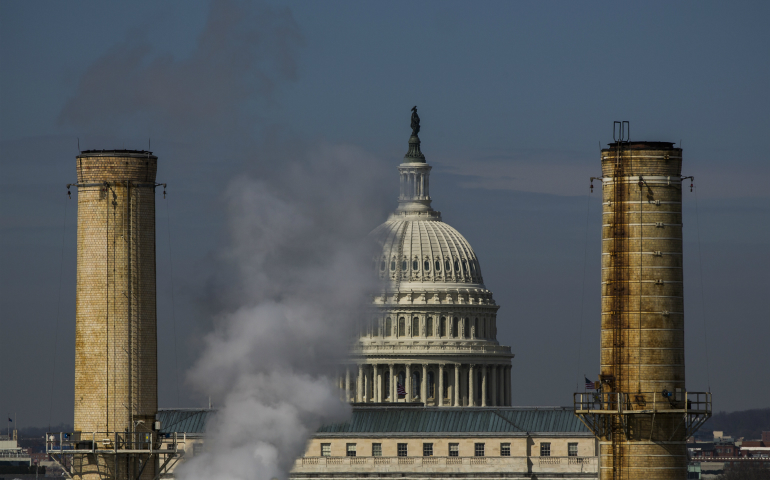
(344, 111, 514, 407)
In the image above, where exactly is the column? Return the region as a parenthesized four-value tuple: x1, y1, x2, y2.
(481, 365, 487, 407)
(345, 368, 351, 403)
(468, 365, 475, 407)
(373, 364, 380, 403)
(490, 365, 497, 407)
(498, 365, 504, 406)
(438, 364, 445, 407)
(389, 364, 395, 402)
(406, 364, 412, 401)
(357, 365, 363, 403)
(421, 364, 428, 404)
(454, 364, 461, 406)
(505, 365, 512, 406)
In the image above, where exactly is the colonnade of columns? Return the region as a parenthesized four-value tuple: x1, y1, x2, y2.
(341, 363, 512, 407)
(399, 170, 430, 201)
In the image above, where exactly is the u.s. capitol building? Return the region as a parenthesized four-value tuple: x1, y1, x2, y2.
(157, 111, 598, 479)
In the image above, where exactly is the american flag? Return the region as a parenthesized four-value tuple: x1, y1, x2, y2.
(397, 382, 406, 396)
(585, 377, 596, 390)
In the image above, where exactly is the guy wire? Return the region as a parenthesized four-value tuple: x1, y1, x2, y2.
(575, 185, 592, 390)
(48, 193, 69, 430)
(164, 194, 181, 405)
(693, 185, 711, 391)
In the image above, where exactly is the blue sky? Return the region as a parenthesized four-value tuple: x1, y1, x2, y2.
(1, 0, 768, 427)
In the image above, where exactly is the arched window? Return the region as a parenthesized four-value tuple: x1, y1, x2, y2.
(398, 372, 406, 398)
(426, 317, 433, 337)
(398, 317, 405, 337)
(452, 317, 459, 337)
(412, 317, 420, 337)
(383, 372, 390, 399)
(412, 372, 420, 398)
(474, 318, 479, 338)
(412, 259, 419, 271)
(478, 318, 483, 339)
(428, 372, 435, 398)
(424, 259, 430, 271)
(440, 317, 446, 337)
(454, 259, 460, 272)
(464, 318, 470, 339)
(385, 317, 392, 337)
(380, 260, 386, 271)
(402, 260, 407, 271)
(390, 260, 396, 271)
(445, 259, 451, 271)
(462, 259, 468, 274)
(435, 259, 441, 271)
(372, 318, 379, 337)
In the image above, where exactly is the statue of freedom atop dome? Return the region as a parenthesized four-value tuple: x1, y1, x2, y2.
(410, 106, 420, 136)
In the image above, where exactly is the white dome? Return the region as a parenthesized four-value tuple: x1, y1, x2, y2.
(371, 213, 485, 287)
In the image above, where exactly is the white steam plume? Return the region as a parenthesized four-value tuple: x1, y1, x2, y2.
(176, 144, 388, 480)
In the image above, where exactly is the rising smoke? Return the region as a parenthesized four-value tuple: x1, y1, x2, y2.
(58, 1, 391, 478)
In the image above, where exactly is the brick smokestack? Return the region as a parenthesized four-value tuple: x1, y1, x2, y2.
(73, 150, 159, 479)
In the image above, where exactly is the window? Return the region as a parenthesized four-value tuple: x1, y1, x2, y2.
(424, 259, 430, 271)
(372, 443, 382, 457)
(449, 443, 459, 457)
(423, 443, 433, 457)
(398, 317, 405, 336)
(402, 260, 407, 271)
(443, 371, 450, 398)
(475, 443, 485, 457)
(412, 259, 419, 271)
(426, 317, 433, 337)
(454, 259, 459, 272)
(435, 259, 441, 271)
(568, 443, 578, 457)
(452, 317, 459, 337)
(428, 372, 435, 398)
(397, 443, 408, 457)
(346, 443, 356, 457)
(462, 259, 468, 274)
(384, 372, 390, 398)
(372, 318, 379, 337)
(412, 372, 420, 397)
(321, 443, 331, 457)
(540, 443, 551, 457)
(390, 260, 396, 271)
(412, 317, 420, 337)
(385, 318, 392, 337)
(380, 260, 386, 271)
(500, 443, 511, 457)
(463, 318, 470, 338)
(474, 318, 478, 338)
(445, 259, 451, 271)
(193, 443, 204, 456)
(440, 317, 446, 337)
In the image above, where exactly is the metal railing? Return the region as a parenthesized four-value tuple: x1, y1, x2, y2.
(45, 431, 186, 455)
(574, 391, 711, 414)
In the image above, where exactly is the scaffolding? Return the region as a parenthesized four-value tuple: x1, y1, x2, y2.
(46, 431, 186, 480)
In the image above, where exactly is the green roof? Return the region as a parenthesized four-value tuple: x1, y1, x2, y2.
(155, 407, 590, 435)
(156, 409, 214, 435)
(318, 407, 589, 434)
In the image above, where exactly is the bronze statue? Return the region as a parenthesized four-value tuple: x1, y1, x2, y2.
(410, 106, 420, 136)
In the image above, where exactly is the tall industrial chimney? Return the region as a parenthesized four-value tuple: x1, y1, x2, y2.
(72, 150, 160, 479)
(575, 125, 711, 480)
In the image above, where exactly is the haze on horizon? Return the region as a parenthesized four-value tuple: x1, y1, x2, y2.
(1, 0, 768, 429)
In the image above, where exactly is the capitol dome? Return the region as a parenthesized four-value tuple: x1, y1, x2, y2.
(341, 108, 513, 409)
(371, 216, 485, 287)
